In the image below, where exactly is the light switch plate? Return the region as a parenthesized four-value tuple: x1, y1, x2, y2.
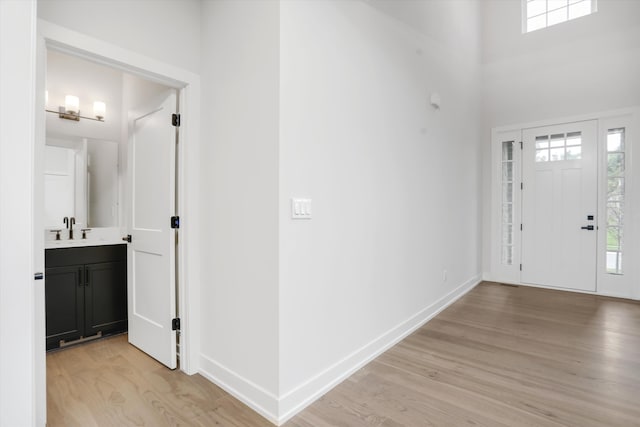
(291, 198, 312, 219)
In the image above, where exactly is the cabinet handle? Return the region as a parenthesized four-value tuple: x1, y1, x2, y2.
(85, 268, 89, 287)
(79, 268, 83, 287)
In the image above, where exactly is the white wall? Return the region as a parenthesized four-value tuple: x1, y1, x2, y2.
(197, 1, 483, 422)
(482, 0, 640, 125)
(481, 0, 640, 279)
(0, 0, 39, 425)
(278, 0, 482, 420)
(198, 0, 281, 419)
(368, 0, 481, 63)
(38, 0, 201, 74)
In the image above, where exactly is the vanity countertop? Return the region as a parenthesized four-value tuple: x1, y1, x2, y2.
(45, 238, 125, 249)
(44, 227, 125, 250)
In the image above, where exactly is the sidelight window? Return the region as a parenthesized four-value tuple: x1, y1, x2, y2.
(606, 128, 625, 274)
(501, 141, 515, 265)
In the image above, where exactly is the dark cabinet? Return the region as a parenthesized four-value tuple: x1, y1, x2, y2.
(44, 266, 84, 347)
(45, 245, 127, 350)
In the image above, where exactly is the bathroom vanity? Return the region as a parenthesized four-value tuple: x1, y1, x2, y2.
(45, 243, 127, 350)
(43, 133, 126, 350)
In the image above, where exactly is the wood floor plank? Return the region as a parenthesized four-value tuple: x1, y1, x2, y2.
(289, 283, 640, 426)
(47, 283, 640, 426)
(46, 334, 243, 427)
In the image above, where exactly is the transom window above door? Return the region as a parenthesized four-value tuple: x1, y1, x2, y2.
(524, 0, 597, 33)
(535, 131, 582, 162)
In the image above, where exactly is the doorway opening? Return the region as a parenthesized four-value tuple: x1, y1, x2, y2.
(43, 48, 181, 360)
(34, 22, 201, 424)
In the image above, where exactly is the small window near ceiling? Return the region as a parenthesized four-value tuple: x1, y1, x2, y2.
(524, 0, 597, 33)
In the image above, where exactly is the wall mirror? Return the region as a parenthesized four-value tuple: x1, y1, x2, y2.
(44, 136, 119, 229)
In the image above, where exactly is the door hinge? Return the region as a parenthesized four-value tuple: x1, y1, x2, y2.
(521, 182, 523, 190)
(172, 318, 180, 331)
(519, 141, 523, 149)
(172, 113, 181, 127)
(520, 224, 523, 231)
(519, 264, 522, 271)
(171, 216, 180, 229)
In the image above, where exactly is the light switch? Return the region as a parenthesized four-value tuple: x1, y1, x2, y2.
(291, 198, 312, 219)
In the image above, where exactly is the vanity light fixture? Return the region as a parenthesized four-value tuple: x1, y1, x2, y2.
(93, 101, 106, 121)
(45, 94, 106, 122)
(65, 95, 79, 114)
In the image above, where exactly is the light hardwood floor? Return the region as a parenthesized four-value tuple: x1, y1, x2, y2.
(48, 282, 640, 426)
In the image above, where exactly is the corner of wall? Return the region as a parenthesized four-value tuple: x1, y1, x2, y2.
(198, 355, 280, 424)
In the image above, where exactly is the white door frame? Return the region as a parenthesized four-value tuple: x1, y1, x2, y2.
(488, 107, 639, 300)
(35, 17, 202, 414)
(0, 1, 40, 425)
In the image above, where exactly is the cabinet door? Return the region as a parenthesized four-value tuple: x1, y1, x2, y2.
(84, 261, 127, 336)
(45, 266, 84, 350)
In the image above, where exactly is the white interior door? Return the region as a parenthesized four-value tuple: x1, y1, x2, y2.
(127, 90, 178, 369)
(522, 120, 597, 291)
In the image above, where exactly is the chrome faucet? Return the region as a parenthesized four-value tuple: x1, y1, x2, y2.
(69, 217, 76, 239)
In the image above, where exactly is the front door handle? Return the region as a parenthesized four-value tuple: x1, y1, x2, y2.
(581, 225, 594, 230)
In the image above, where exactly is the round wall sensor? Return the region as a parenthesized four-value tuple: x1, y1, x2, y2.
(430, 93, 441, 109)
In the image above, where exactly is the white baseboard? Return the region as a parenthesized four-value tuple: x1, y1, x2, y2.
(276, 274, 481, 424)
(198, 355, 279, 424)
(198, 274, 481, 426)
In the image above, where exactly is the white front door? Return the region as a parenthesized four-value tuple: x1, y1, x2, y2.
(521, 120, 598, 291)
(127, 90, 178, 369)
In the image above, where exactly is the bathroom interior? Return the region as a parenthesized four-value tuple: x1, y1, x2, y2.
(43, 49, 172, 352)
